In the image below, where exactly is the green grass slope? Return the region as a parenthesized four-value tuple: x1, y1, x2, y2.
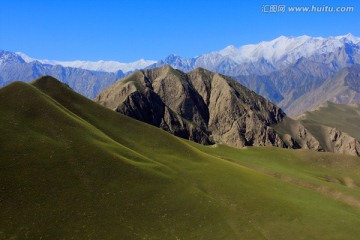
(298, 101, 360, 141)
(1, 77, 360, 239)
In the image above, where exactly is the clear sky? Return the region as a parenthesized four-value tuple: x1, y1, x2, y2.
(0, 0, 359, 62)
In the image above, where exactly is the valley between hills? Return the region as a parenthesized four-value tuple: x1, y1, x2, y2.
(1, 75, 360, 239)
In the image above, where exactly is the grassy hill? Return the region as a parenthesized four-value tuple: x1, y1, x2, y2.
(1, 77, 360, 239)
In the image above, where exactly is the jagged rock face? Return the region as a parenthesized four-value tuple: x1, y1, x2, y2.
(296, 124, 322, 150)
(327, 128, 360, 156)
(96, 66, 287, 148)
(272, 116, 322, 151)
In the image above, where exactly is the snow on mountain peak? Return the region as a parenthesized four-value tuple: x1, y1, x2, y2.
(15, 52, 35, 63)
(214, 34, 359, 66)
(335, 33, 360, 43)
(7, 34, 360, 75)
(218, 45, 237, 56)
(12, 53, 156, 73)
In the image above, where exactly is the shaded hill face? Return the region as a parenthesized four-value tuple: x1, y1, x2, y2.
(2, 77, 360, 239)
(236, 58, 360, 117)
(298, 102, 360, 155)
(0, 78, 234, 239)
(285, 64, 360, 116)
(96, 66, 288, 148)
(235, 58, 335, 115)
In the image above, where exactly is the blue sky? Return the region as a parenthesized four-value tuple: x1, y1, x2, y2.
(0, 0, 359, 62)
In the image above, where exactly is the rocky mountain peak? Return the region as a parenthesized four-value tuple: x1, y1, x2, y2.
(96, 66, 304, 149)
(0, 50, 25, 64)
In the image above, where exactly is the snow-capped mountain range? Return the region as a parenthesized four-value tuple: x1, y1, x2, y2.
(5, 33, 360, 75)
(15, 52, 156, 73)
(216, 33, 360, 66)
(149, 33, 360, 75)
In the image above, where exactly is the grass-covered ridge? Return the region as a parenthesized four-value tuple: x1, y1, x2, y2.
(1, 76, 360, 239)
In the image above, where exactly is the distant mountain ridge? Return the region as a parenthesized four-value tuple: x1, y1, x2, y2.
(16, 52, 156, 73)
(9, 34, 360, 76)
(0, 50, 123, 98)
(280, 64, 360, 116)
(149, 34, 360, 75)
